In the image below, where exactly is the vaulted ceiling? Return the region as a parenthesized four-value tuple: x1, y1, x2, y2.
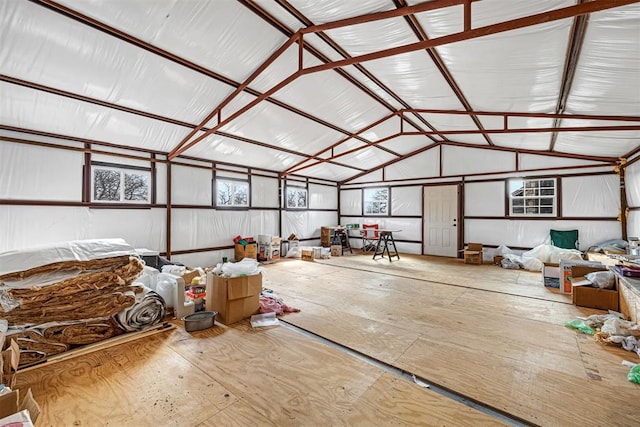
(1, 0, 639, 183)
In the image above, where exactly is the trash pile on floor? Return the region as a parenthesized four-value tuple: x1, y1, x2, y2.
(565, 311, 640, 383)
(0, 239, 166, 368)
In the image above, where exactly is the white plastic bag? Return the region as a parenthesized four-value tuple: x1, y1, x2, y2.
(221, 258, 262, 277)
(586, 271, 615, 289)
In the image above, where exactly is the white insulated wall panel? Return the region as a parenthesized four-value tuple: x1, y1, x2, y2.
(442, 146, 515, 176)
(171, 165, 212, 205)
(519, 153, 604, 170)
(0, 142, 82, 201)
(92, 152, 150, 168)
(628, 211, 640, 239)
(391, 186, 422, 216)
(562, 175, 619, 217)
(465, 218, 621, 251)
(282, 210, 337, 239)
(340, 189, 362, 216)
(385, 149, 439, 181)
(171, 249, 234, 269)
(464, 181, 505, 216)
(170, 209, 279, 251)
(0, 206, 166, 253)
(251, 175, 279, 208)
(155, 162, 167, 205)
(626, 161, 640, 207)
(309, 183, 337, 210)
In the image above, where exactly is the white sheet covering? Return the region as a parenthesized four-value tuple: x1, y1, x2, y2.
(0, 238, 135, 276)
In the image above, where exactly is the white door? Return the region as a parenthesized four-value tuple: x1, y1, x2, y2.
(423, 185, 459, 257)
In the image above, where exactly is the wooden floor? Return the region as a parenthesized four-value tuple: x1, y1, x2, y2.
(16, 253, 640, 426)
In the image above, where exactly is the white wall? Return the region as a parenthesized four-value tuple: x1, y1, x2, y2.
(465, 174, 621, 251)
(340, 184, 423, 254)
(1, 139, 341, 269)
(626, 159, 640, 238)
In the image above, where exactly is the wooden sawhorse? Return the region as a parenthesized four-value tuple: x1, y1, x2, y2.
(373, 230, 399, 261)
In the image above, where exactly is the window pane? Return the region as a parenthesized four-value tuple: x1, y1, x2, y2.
(218, 180, 249, 207)
(94, 169, 121, 201)
(286, 187, 306, 209)
(124, 172, 149, 201)
(364, 187, 389, 215)
(510, 177, 556, 216)
(218, 181, 232, 206)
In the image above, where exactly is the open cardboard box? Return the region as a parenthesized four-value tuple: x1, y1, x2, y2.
(206, 272, 262, 325)
(0, 338, 40, 425)
(571, 266, 618, 311)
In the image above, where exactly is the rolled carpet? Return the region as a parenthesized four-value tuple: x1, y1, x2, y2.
(115, 287, 166, 332)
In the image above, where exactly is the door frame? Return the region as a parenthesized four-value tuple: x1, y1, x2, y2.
(421, 182, 463, 257)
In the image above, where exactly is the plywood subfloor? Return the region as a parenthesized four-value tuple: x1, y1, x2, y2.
(262, 254, 640, 427)
(14, 253, 639, 426)
(16, 319, 503, 426)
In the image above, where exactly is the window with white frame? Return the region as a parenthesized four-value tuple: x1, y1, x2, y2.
(509, 177, 556, 216)
(92, 163, 150, 203)
(364, 187, 389, 215)
(286, 186, 307, 209)
(216, 178, 249, 207)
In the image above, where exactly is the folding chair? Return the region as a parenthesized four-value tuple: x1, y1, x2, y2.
(361, 224, 380, 253)
(550, 229, 579, 250)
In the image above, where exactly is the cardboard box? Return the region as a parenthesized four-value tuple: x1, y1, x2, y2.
(331, 245, 342, 256)
(312, 247, 322, 259)
(572, 274, 618, 311)
(235, 242, 257, 261)
(542, 262, 560, 288)
(0, 388, 40, 424)
(206, 273, 262, 325)
(493, 255, 504, 265)
(463, 243, 483, 265)
(558, 260, 605, 294)
(301, 249, 314, 261)
(270, 237, 281, 260)
(617, 275, 640, 324)
(182, 269, 201, 285)
(257, 243, 269, 261)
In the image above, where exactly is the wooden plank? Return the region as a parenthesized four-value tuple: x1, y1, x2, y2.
(18, 322, 175, 372)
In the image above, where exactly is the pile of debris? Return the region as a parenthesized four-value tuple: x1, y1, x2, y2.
(0, 239, 166, 367)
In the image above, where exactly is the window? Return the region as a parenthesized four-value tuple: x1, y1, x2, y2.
(286, 186, 307, 209)
(216, 178, 249, 207)
(509, 178, 556, 216)
(92, 163, 150, 203)
(364, 187, 389, 215)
